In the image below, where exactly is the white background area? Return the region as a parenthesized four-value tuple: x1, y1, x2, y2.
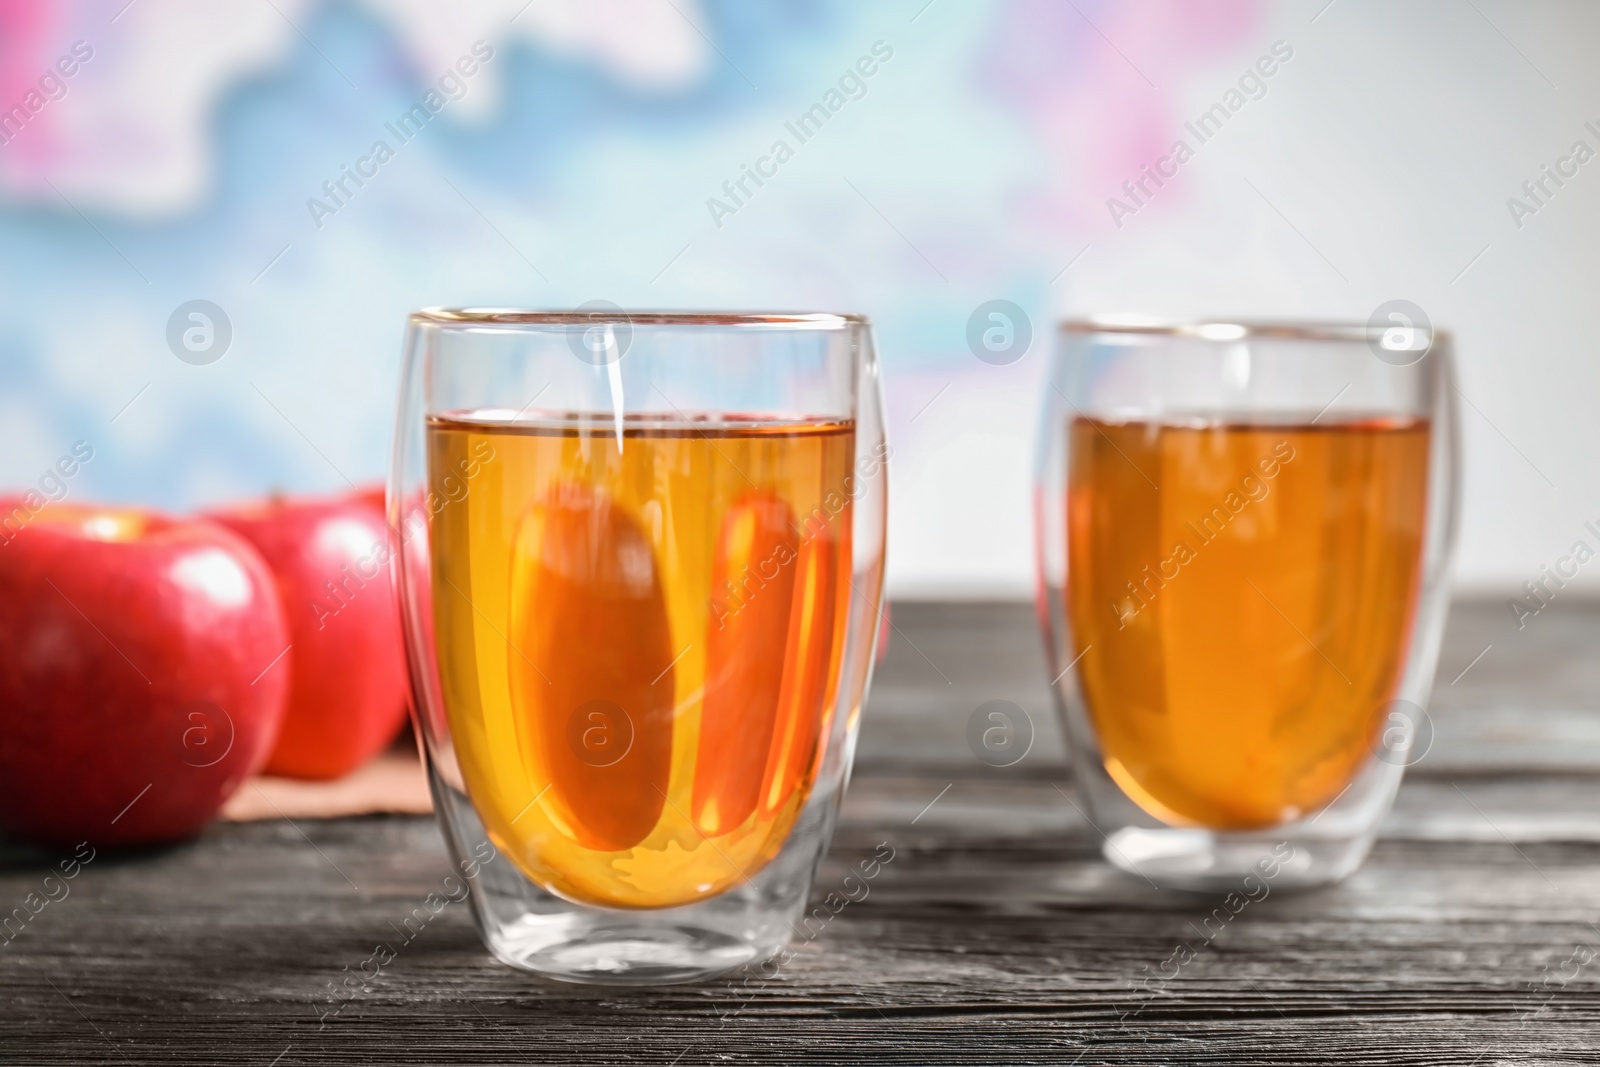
(887, 1, 1600, 601)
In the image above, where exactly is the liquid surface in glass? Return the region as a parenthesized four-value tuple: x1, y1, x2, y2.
(1065, 417, 1430, 829)
(428, 412, 854, 908)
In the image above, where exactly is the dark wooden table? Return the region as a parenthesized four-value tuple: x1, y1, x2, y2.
(6, 598, 1600, 1065)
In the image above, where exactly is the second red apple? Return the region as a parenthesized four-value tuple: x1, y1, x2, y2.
(212, 493, 407, 779)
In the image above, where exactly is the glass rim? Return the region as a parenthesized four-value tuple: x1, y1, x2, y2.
(410, 307, 869, 330)
(1060, 315, 1452, 345)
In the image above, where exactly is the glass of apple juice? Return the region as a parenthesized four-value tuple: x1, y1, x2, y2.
(1035, 317, 1458, 889)
(389, 309, 887, 983)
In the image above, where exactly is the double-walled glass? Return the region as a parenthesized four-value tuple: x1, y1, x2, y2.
(390, 309, 887, 983)
(1035, 318, 1457, 889)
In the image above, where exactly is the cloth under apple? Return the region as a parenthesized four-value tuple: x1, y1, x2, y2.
(221, 749, 431, 821)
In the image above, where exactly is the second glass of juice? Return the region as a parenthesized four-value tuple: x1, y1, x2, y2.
(1035, 318, 1457, 889)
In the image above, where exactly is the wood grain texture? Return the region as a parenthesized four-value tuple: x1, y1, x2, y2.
(4, 598, 1600, 1065)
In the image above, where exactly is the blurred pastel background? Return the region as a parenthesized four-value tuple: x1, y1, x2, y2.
(2, 0, 1595, 599)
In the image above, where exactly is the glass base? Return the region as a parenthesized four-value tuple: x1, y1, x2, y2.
(428, 763, 839, 986)
(485, 915, 767, 985)
(1104, 825, 1375, 891)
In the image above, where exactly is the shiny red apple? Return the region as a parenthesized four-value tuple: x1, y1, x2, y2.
(0, 502, 290, 846)
(355, 483, 386, 518)
(354, 482, 420, 755)
(211, 493, 407, 779)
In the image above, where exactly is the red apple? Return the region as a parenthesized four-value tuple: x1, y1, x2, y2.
(355, 483, 386, 519)
(353, 482, 420, 756)
(211, 493, 407, 779)
(0, 502, 290, 846)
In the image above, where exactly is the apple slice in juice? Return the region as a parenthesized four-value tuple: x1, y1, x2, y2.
(508, 483, 674, 853)
(760, 526, 840, 818)
(691, 492, 799, 837)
